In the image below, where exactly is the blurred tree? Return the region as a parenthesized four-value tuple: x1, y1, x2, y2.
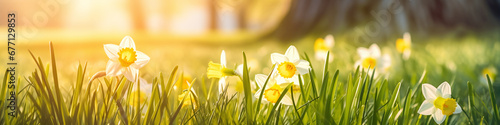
(130, 0, 146, 31)
(267, 0, 500, 42)
(209, 0, 218, 31)
(487, 0, 500, 21)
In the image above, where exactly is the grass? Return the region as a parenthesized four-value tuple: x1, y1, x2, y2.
(1, 36, 500, 125)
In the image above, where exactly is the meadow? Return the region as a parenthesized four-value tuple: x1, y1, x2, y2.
(1, 33, 500, 125)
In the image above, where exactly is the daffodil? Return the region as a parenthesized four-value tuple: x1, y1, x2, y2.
(271, 45, 311, 84)
(128, 78, 152, 107)
(254, 74, 298, 105)
(481, 66, 497, 84)
(418, 82, 462, 124)
(354, 44, 391, 76)
(178, 82, 198, 109)
(174, 74, 193, 91)
(396, 32, 412, 60)
(314, 34, 334, 62)
(207, 50, 237, 94)
(104, 36, 150, 82)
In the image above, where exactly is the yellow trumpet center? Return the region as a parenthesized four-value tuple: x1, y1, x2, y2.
(361, 57, 377, 69)
(314, 38, 329, 51)
(129, 90, 146, 106)
(118, 47, 137, 67)
(433, 96, 457, 116)
(396, 38, 410, 53)
(207, 61, 235, 79)
(278, 61, 297, 78)
(264, 84, 282, 103)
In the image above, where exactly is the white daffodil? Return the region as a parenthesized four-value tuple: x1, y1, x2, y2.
(254, 74, 299, 105)
(207, 50, 236, 94)
(271, 45, 311, 85)
(104, 36, 150, 82)
(418, 82, 462, 124)
(354, 44, 391, 76)
(314, 34, 334, 62)
(178, 82, 198, 109)
(128, 78, 152, 108)
(396, 32, 412, 60)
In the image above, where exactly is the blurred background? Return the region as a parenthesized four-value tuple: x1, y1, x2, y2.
(1, 0, 500, 96)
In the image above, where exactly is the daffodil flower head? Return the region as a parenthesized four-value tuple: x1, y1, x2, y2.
(314, 35, 334, 62)
(207, 50, 238, 94)
(271, 45, 311, 84)
(396, 32, 412, 60)
(355, 44, 391, 76)
(481, 66, 497, 84)
(418, 82, 462, 124)
(128, 78, 152, 107)
(104, 36, 150, 82)
(254, 74, 298, 105)
(207, 50, 236, 79)
(178, 82, 198, 109)
(174, 74, 193, 91)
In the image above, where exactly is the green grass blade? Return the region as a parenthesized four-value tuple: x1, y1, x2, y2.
(242, 52, 254, 124)
(486, 74, 500, 121)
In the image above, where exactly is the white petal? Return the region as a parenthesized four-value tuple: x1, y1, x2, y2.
(417, 100, 435, 115)
(324, 34, 334, 47)
(295, 60, 311, 75)
(106, 60, 122, 76)
(221, 50, 226, 67)
(254, 90, 262, 99)
(275, 74, 293, 85)
(131, 51, 150, 69)
(235, 64, 244, 77)
(279, 82, 291, 89)
(380, 54, 392, 70)
(123, 67, 139, 82)
(437, 82, 452, 98)
(280, 95, 294, 105)
(104, 44, 120, 60)
(369, 44, 381, 58)
(403, 50, 411, 60)
(119, 36, 136, 49)
(314, 51, 327, 61)
(404, 32, 411, 44)
(271, 53, 288, 64)
(422, 84, 438, 100)
(289, 75, 300, 85)
(139, 78, 152, 93)
(218, 77, 226, 94)
(354, 60, 362, 69)
(255, 74, 268, 88)
(432, 109, 446, 124)
(357, 48, 370, 59)
(285, 45, 300, 62)
(453, 103, 462, 114)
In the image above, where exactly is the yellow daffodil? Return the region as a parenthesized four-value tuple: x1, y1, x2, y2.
(314, 34, 334, 62)
(396, 32, 412, 60)
(174, 74, 193, 91)
(354, 44, 391, 76)
(178, 82, 198, 109)
(254, 74, 298, 105)
(481, 66, 497, 84)
(104, 36, 150, 82)
(207, 50, 237, 94)
(271, 45, 311, 84)
(418, 82, 462, 124)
